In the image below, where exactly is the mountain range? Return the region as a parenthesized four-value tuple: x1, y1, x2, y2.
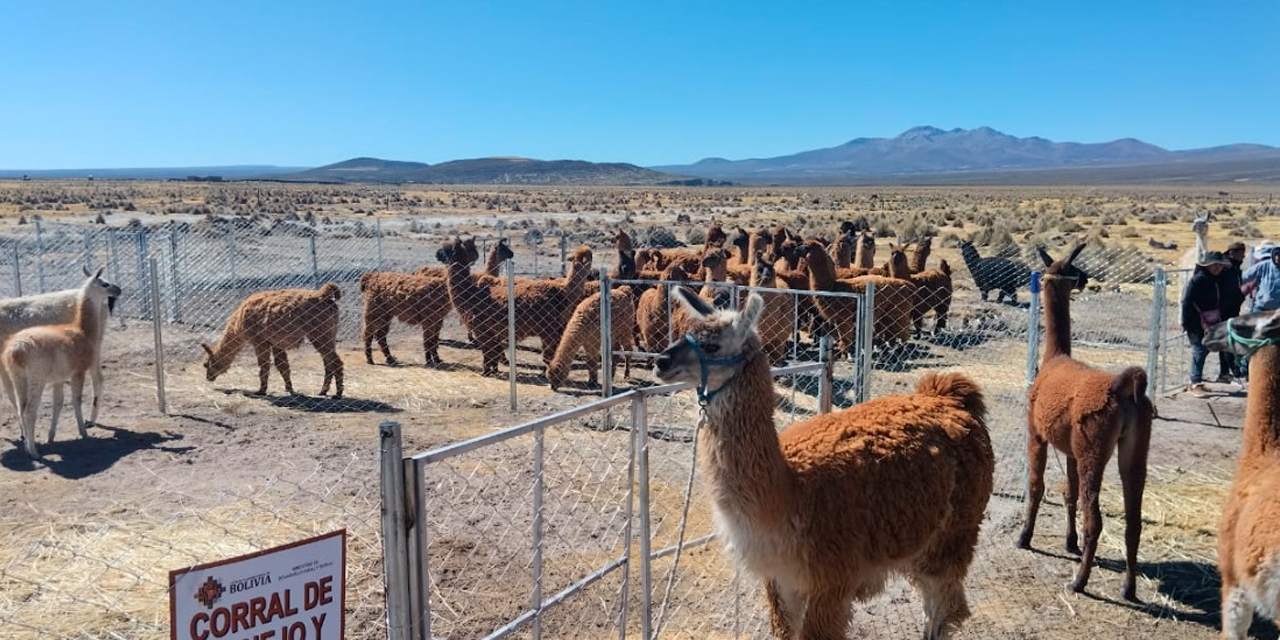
(653, 126, 1280, 183)
(5, 126, 1280, 185)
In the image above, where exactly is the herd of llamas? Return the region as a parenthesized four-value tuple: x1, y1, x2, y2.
(3, 212, 1280, 639)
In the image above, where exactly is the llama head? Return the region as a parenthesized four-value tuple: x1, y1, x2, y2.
(459, 237, 481, 265)
(613, 250, 638, 279)
(1204, 309, 1280, 357)
(570, 245, 594, 268)
(705, 224, 727, 248)
(887, 244, 910, 277)
(1192, 212, 1211, 236)
(492, 238, 515, 264)
(615, 229, 634, 254)
(751, 253, 776, 287)
(82, 265, 121, 314)
(1038, 244, 1090, 292)
(731, 227, 749, 251)
(654, 287, 763, 394)
(437, 239, 473, 267)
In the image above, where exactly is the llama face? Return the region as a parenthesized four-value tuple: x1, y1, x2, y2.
(1039, 245, 1091, 292)
(654, 288, 763, 390)
(82, 266, 123, 313)
(200, 343, 230, 381)
(1204, 309, 1280, 356)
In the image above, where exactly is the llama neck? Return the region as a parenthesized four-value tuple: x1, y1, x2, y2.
(1241, 345, 1280, 470)
(700, 345, 793, 526)
(805, 248, 838, 289)
(73, 291, 104, 346)
(960, 245, 981, 270)
(855, 243, 874, 268)
(211, 315, 251, 366)
(1195, 230, 1208, 261)
(1041, 281, 1073, 362)
(484, 254, 504, 277)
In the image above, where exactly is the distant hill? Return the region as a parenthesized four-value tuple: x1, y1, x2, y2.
(271, 156, 707, 185)
(653, 126, 1280, 183)
(0, 165, 307, 180)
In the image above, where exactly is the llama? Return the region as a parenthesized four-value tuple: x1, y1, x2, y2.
(806, 240, 914, 352)
(909, 237, 933, 274)
(201, 283, 345, 398)
(636, 265, 694, 353)
(415, 237, 481, 278)
(958, 240, 1030, 304)
(829, 233, 855, 268)
(887, 244, 953, 335)
(750, 256, 794, 364)
(1, 269, 121, 458)
(1202, 309, 1280, 638)
(0, 268, 119, 416)
(439, 240, 510, 377)
(1019, 245, 1152, 601)
(359, 272, 451, 366)
(1178, 212, 1213, 272)
(545, 288, 636, 390)
(853, 230, 876, 268)
(656, 287, 993, 640)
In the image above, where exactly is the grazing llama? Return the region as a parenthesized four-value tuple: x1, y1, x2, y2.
(656, 287, 993, 639)
(0, 268, 120, 418)
(201, 283, 345, 398)
(2, 269, 121, 458)
(1020, 245, 1152, 600)
(1202, 309, 1280, 638)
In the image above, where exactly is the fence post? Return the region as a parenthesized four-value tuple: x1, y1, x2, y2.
(1146, 268, 1166, 398)
(617, 398, 640, 640)
(149, 258, 167, 414)
(857, 282, 875, 404)
(1024, 271, 1042, 502)
(106, 230, 120, 288)
(600, 267, 613, 398)
(508, 259, 518, 412)
(137, 231, 151, 320)
(82, 228, 93, 272)
(227, 229, 238, 283)
(376, 217, 385, 270)
(35, 219, 46, 293)
(635, 395, 653, 640)
(559, 232, 567, 278)
(404, 458, 429, 640)
(309, 234, 320, 288)
(379, 422, 411, 640)
(531, 422, 545, 640)
(818, 336, 834, 414)
(167, 231, 182, 324)
(10, 245, 21, 297)
(496, 219, 505, 241)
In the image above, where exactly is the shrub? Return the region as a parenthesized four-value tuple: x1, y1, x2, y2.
(644, 227, 684, 248)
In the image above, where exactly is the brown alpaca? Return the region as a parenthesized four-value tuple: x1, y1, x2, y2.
(2, 269, 121, 458)
(656, 288, 993, 640)
(749, 227, 774, 265)
(439, 240, 510, 377)
(705, 223, 728, 248)
(510, 245, 594, 364)
(853, 230, 876, 268)
(829, 233, 855, 268)
(805, 240, 913, 352)
(727, 227, 751, 267)
(636, 265, 694, 352)
(886, 245, 954, 336)
(750, 257, 794, 364)
(1202, 310, 1280, 638)
(201, 283, 345, 398)
(844, 274, 915, 346)
(415, 237, 481, 278)
(909, 237, 933, 274)
(359, 272, 449, 366)
(545, 288, 636, 390)
(1019, 244, 1152, 601)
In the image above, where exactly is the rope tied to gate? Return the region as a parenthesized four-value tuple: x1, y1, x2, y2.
(652, 405, 704, 640)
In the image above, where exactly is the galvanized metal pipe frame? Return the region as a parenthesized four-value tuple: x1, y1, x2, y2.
(149, 259, 167, 415)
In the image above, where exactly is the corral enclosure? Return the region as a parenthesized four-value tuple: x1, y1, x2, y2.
(0, 180, 1278, 639)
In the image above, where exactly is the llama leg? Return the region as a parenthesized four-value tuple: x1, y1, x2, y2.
(766, 579, 801, 640)
(420, 324, 441, 366)
(88, 362, 103, 428)
(272, 348, 295, 395)
(49, 383, 64, 446)
(1064, 456, 1081, 555)
(253, 344, 271, 395)
(70, 372, 88, 437)
(1070, 462, 1106, 594)
(1221, 582, 1253, 640)
(915, 573, 970, 640)
(1117, 418, 1151, 602)
(324, 348, 345, 398)
(1017, 433, 1049, 549)
(798, 588, 850, 640)
(378, 323, 398, 366)
(19, 380, 42, 458)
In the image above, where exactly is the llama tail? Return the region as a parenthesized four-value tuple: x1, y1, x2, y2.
(915, 372, 986, 422)
(319, 282, 342, 301)
(359, 272, 373, 293)
(1111, 366, 1149, 403)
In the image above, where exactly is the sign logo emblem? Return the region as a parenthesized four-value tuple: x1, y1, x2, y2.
(194, 577, 224, 609)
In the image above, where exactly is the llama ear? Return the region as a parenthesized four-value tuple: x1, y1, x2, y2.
(200, 343, 214, 356)
(736, 293, 764, 333)
(673, 286, 715, 319)
(1037, 247, 1054, 267)
(93, 267, 104, 279)
(1067, 243, 1087, 265)
(83, 265, 92, 277)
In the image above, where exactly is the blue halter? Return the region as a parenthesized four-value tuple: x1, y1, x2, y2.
(684, 334, 745, 406)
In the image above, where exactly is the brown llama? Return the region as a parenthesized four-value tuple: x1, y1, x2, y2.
(853, 230, 877, 268)
(750, 256, 794, 364)
(886, 244, 954, 336)
(439, 240, 509, 376)
(909, 237, 933, 274)
(1019, 244, 1152, 601)
(545, 288, 636, 390)
(656, 288, 993, 640)
(829, 233, 855, 268)
(415, 237, 481, 278)
(1202, 310, 1280, 638)
(2, 269, 121, 458)
(705, 223, 728, 248)
(636, 265, 694, 352)
(805, 240, 913, 353)
(201, 283, 345, 398)
(749, 227, 773, 265)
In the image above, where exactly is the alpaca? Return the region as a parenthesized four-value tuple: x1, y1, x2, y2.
(749, 227, 774, 265)
(1202, 310, 1280, 638)
(806, 240, 914, 352)
(201, 283, 345, 398)
(636, 265, 694, 353)
(829, 233, 855, 268)
(0, 268, 119, 417)
(1019, 244, 1152, 601)
(359, 272, 451, 366)
(886, 244, 953, 335)
(545, 288, 636, 390)
(727, 227, 751, 267)
(750, 257, 794, 364)
(909, 237, 933, 274)
(705, 223, 728, 248)
(439, 240, 510, 377)
(853, 231, 876, 268)
(1, 269, 121, 458)
(655, 288, 993, 640)
(510, 246, 595, 364)
(415, 237, 481, 278)
(957, 240, 1030, 304)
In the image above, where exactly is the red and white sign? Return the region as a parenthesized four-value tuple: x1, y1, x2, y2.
(170, 530, 345, 640)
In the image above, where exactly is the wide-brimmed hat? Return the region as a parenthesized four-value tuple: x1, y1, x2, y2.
(1198, 250, 1231, 268)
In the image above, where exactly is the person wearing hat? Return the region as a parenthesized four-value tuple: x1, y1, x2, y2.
(1181, 251, 1231, 395)
(1216, 242, 1249, 382)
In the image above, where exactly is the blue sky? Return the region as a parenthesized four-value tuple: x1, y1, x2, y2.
(2, 0, 1277, 169)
